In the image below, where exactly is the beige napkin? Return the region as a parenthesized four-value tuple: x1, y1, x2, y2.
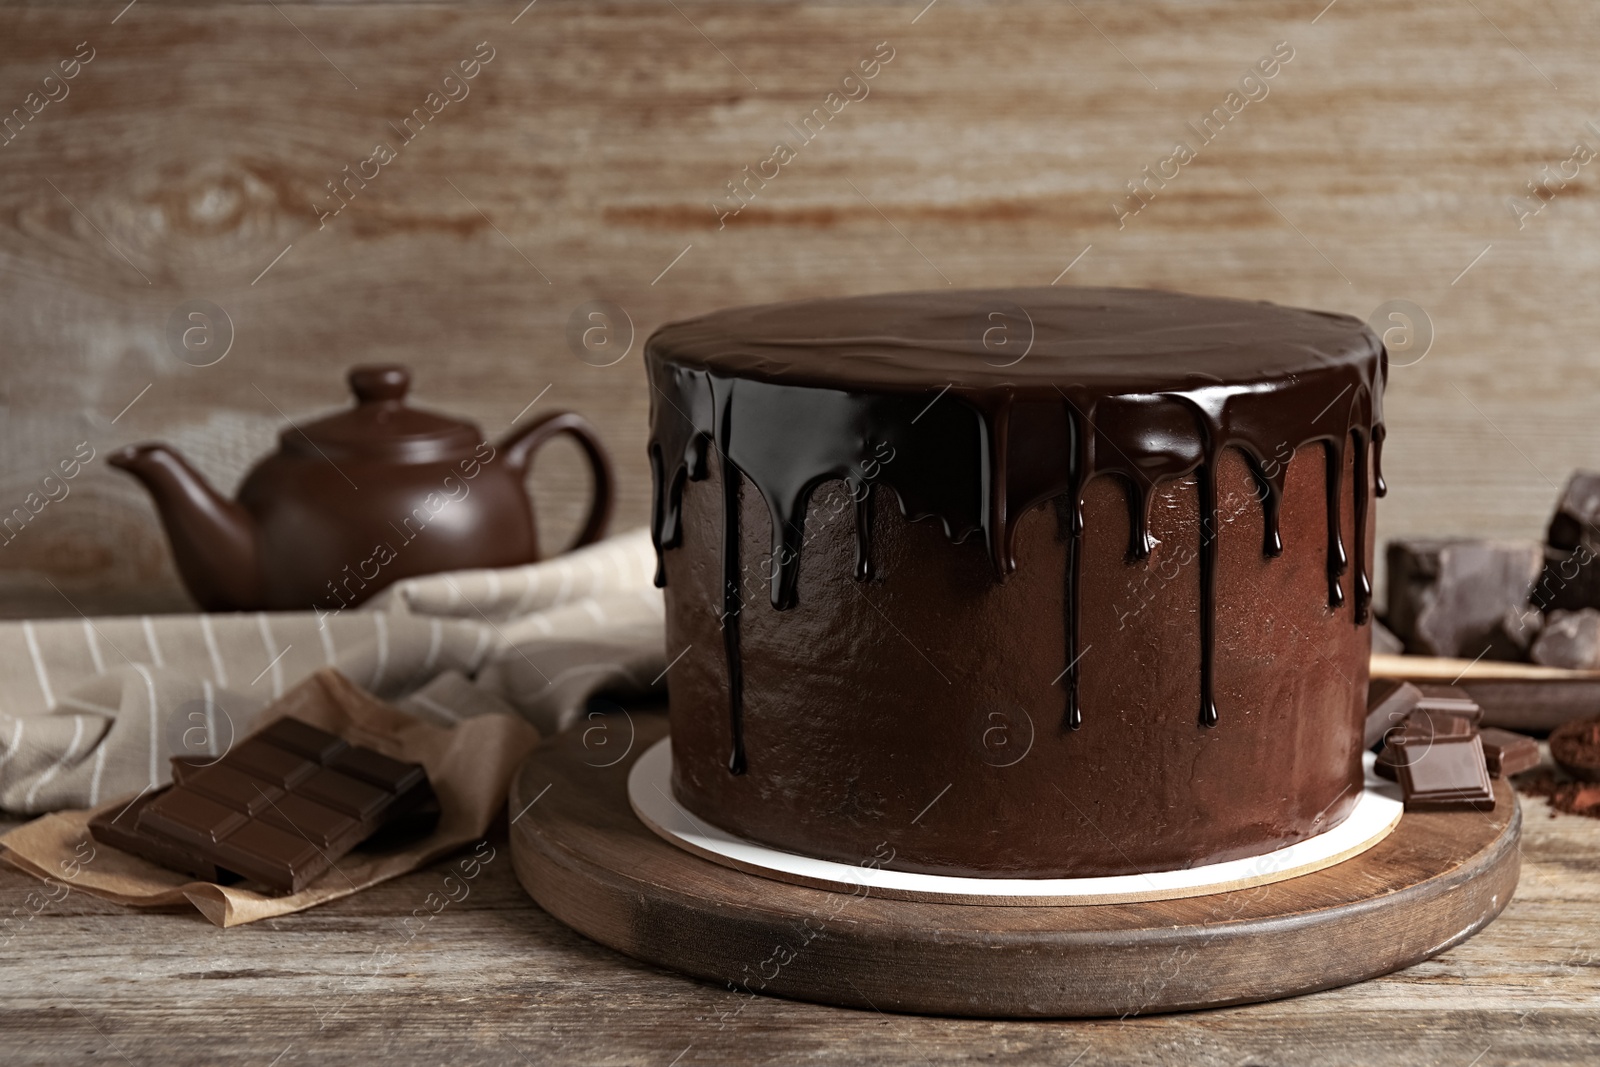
(0, 669, 539, 927)
(0, 528, 661, 814)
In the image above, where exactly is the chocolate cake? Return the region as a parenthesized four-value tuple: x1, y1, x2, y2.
(646, 287, 1386, 878)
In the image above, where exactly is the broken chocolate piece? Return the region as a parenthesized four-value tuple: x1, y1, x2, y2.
(1550, 716, 1600, 783)
(1533, 545, 1600, 614)
(92, 717, 434, 893)
(1547, 470, 1600, 551)
(1385, 539, 1542, 658)
(1484, 605, 1542, 660)
(1530, 609, 1600, 670)
(1371, 617, 1405, 656)
(1478, 727, 1540, 778)
(1390, 731, 1496, 811)
(1365, 679, 1422, 749)
(1412, 685, 1483, 724)
(1374, 705, 1477, 780)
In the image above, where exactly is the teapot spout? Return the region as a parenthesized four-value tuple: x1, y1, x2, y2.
(109, 444, 262, 611)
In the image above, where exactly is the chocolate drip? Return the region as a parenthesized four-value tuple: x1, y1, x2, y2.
(646, 288, 1386, 773)
(1351, 429, 1372, 624)
(1321, 439, 1349, 608)
(1196, 457, 1220, 729)
(718, 404, 747, 776)
(1055, 413, 1085, 731)
(853, 483, 874, 580)
(1246, 455, 1286, 557)
(1372, 423, 1388, 498)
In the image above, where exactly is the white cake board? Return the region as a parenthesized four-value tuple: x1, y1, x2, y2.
(628, 738, 1404, 906)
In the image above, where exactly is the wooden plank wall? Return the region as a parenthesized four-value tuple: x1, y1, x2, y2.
(1, 0, 1596, 615)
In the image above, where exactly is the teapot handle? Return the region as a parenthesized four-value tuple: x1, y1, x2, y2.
(497, 411, 615, 555)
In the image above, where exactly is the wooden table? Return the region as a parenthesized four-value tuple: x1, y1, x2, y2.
(2, 792, 1598, 1066)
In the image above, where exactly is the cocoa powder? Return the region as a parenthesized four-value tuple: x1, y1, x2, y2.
(1549, 716, 1600, 783)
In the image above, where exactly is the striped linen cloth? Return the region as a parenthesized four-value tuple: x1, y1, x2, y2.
(0, 529, 665, 814)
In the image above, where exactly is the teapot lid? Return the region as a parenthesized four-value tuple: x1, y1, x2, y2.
(286, 365, 483, 461)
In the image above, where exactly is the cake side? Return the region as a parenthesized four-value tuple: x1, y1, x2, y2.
(662, 443, 1370, 877)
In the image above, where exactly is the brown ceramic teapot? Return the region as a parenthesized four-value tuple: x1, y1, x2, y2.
(110, 365, 614, 613)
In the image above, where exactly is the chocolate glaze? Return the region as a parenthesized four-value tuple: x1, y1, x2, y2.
(647, 287, 1386, 777)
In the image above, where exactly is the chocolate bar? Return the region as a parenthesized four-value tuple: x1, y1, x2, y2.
(1388, 731, 1496, 812)
(1478, 727, 1540, 778)
(171, 747, 441, 850)
(90, 717, 433, 892)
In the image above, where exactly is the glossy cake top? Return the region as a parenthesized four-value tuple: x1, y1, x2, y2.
(646, 286, 1381, 393)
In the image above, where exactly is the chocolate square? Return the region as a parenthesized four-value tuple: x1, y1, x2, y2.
(326, 746, 426, 794)
(298, 767, 391, 821)
(214, 822, 325, 891)
(1479, 727, 1540, 778)
(256, 792, 362, 851)
(138, 791, 248, 848)
(228, 738, 318, 789)
(89, 792, 233, 883)
(1365, 679, 1421, 749)
(257, 717, 349, 763)
(185, 764, 283, 816)
(1413, 684, 1484, 724)
(1392, 733, 1495, 812)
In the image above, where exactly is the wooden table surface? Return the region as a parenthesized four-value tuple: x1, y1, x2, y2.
(1, 787, 1597, 1066)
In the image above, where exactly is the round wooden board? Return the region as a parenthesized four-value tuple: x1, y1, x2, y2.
(510, 715, 1522, 1018)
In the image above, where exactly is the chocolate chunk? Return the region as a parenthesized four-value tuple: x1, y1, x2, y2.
(1374, 704, 1477, 780)
(1550, 716, 1600, 783)
(1532, 545, 1600, 614)
(1547, 470, 1600, 551)
(1371, 617, 1405, 655)
(1365, 679, 1421, 749)
(1478, 727, 1540, 778)
(1390, 732, 1496, 812)
(1385, 539, 1542, 658)
(1485, 606, 1542, 661)
(92, 717, 434, 893)
(1413, 685, 1483, 724)
(1530, 609, 1600, 670)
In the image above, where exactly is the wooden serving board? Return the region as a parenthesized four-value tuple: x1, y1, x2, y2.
(510, 714, 1521, 1018)
(1372, 652, 1600, 733)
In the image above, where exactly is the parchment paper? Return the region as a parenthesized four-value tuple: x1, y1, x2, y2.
(0, 668, 539, 927)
